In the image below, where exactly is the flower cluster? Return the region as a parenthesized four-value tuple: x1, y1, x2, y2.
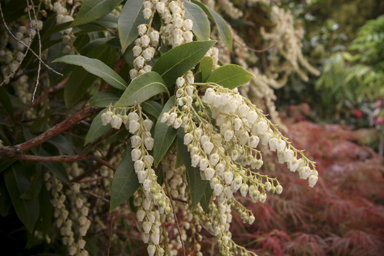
(45, 173, 90, 256)
(52, 1, 76, 54)
(130, 0, 194, 80)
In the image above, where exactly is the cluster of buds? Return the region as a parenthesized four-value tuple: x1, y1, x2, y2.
(130, 0, 194, 80)
(52, 1, 76, 53)
(45, 174, 90, 256)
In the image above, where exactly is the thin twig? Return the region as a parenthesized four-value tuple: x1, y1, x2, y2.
(28, 0, 42, 103)
(0, 3, 62, 77)
(82, 190, 110, 203)
(0, 4, 32, 86)
(88, 155, 117, 172)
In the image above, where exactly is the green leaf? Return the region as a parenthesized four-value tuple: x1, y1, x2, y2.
(199, 56, 214, 82)
(183, 0, 210, 41)
(141, 100, 163, 119)
(191, 0, 233, 50)
(71, 0, 124, 27)
(53, 55, 128, 90)
(199, 182, 213, 212)
(4, 165, 39, 233)
(206, 64, 253, 89)
(115, 72, 168, 107)
(20, 165, 43, 200)
(118, 0, 146, 53)
(153, 41, 216, 87)
(89, 91, 121, 107)
(0, 87, 14, 123)
(153, 96, 177, 168)
(84, 109, 111, 145)
(40, 151, 71, 186)
(0, 158, 16, 173)
(92, 14, 119, 30)
(40, 186, 53, 235)
(64, 43, 108, 108)
(47, 135, 75, 155)
(110, 149, 140, 211)
(0, 174, 12, 217)
(177, 129, 208, 208)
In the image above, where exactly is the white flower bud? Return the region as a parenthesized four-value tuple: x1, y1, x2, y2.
(214, 183, 223, 196)
(144, 137, 154, 150)
(72, 183, 80, 193)
(142, 221, 152, 233)
(308, 174, 318, 187)
(172, 117, 182, 129)
(199, 158, 209, 171)
(129, 69, 138, 79)
(284, 149, 294, 162)
(141, 35, 151, 47)
(130, 135, 141, 148)
(275, 184, 283, 194)
(143, 119, 153, 131)
(149, 30, 160, 45)
(133, 56, 145, 68)
(143, 8, 152, 20)
(160, 113, 169, 123)
(142, 47, 155, 60)
(129, 120, 140, 134)
(151, 232, 160, 245)
(247, 110, 258, 124)
(131, 148, 141, 161)
(183, 19, 193, 30)
(75, 198, 83, 208)
(248, 136, 260, 148)
(143, 1, 152, 9)
(203, 141, 214, 154)
(209, 153, 220, 166)
(249, 215, 255, 224)
(240, 183, 248, 197)
(224, 129, 234, 141)
(239, 131, 249, 145)
(276, 139, 286, 153)
(176, 77, 185, 87)
(173, 35, 183, 47)
(147, 244, 156, 256)
(256, 120, 268, 135)
(110, 115, 122, 129)
(223, 171, 233, 185)
(183, 31, 193, 43)
(184, 133, 193, 145)
(191, 154, 200, 167)
(134, 160, 145, 173)
(133, 45, 142, 57)
(224, 186, 233, 198)
(156, 2, 165, 13)
(298, 166, 311, 180)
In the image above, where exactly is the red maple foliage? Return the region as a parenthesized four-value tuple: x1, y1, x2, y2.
(230, 109, 384, 256)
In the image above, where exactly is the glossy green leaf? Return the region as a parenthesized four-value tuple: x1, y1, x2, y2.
(20, 165, 43, 200)
(0, 158, 16, 173)
(71, 0, 123, 27)
(199, 182, 213, 212)
(88, 91, 121, 107)
(110, 149, 139, 211)
(4, 166, 39, 233)
(0, 174, 12, 217)
(92, 14, 118, 30)
(47, 135, 74, 155)
(0, 87, 14, 123)
(84, 109, 111, 145)
(41, 160, 71, 186)
(153, 41, 216, 87)
(183, 0, 210, 41)
(177, 129, 209, 208)
(79, 37, 111, 55)
(53, 55, 127, 90)
(206, 64, 254, 89)
(141, 100, 163, 119)
(40, 186, 53, 235)
(153, 96, 177, 168)
(191, 0, 233, 50)
(199, 56, 214, 82)
(115, 72, 168, 107)
(118, 0, 146, 53)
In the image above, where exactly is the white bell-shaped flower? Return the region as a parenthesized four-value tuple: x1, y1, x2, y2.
(183, 19, 193, 31)
(156, 2, 165, 13)
(240, 183, 248, 197)
(129, 120, 140, 134)
(160, 113, 169, 123)
(142, 221, 152, 233)
(151, 232, 160, 245)
(191, 154, 200, 167)
(133, 56, 145, 69)
(284, 149, 294, 162)
(184, 133, 193, 145)
(247, 110, 258, 124)
(298, 166, 311, 180)
(131, 135, 141, 148)
(214, 183, 223, 196)
(110, 115, 122, 129)
(137, 170, 148, 183)
(269, 137, 278, 151)
(205, 167, 215, 180)
(239, 131, 249, 145)
(144, 137, 154, 150)
(136, 209, 145, 221)
(224, 129, 234, 141)
(138, 24, 147, 36)
(134, 160, 144, 173)
(276, 139, 286, 153)
(141, 35, 151, 47)
(209, 153, 220, 166)
(131, 148, 141, 161)
(143, 8, 152, 20)
(248, 135, 260, 148)
(142, 233, 150, 243)
(308, 174, 318, 187)
(224, 186, 233, 198)
(203, 141, 214, 154)
(256, 120, 268, 135)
